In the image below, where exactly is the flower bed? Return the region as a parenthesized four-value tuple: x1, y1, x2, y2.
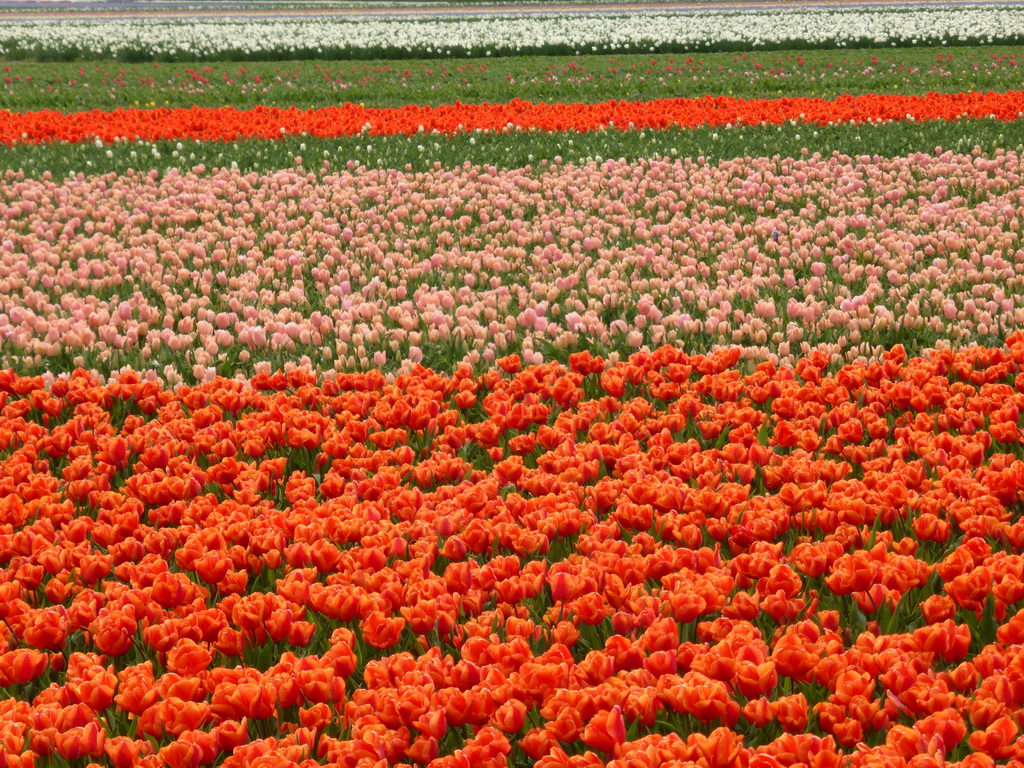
(2, 89, 1023, 144)
(4, 1, 1024, 763)
(3, 5, 1024, 61)
(3, 340, 1024, 767)
(0, 151, 1022, 380)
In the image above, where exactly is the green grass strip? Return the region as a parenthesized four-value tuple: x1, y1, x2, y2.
(0, 45, 1021, 112)
(0, 115, 1021, 180)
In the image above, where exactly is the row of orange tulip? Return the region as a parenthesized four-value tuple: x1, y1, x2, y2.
(1, 89, 1023, 144)
(4, 339, 1024, 767)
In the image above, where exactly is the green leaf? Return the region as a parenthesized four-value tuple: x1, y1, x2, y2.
(849, 602, 868, 637)
(979, 592, 999, 648)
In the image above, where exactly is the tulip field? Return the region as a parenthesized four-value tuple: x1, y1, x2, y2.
(7, 2, 1024, 768)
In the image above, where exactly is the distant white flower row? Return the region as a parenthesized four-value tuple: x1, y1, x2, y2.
(1, 5, 1022, 58)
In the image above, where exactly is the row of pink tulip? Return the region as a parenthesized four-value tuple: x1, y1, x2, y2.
(0, 148, 1020, 380)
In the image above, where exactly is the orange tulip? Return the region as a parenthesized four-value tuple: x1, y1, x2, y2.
(405, 735, 438, 766)
(771, 635, 819, 679)
(54, 723, 105, 761)
(166, 639, 213, 676)
(225, 683, 276, 721)
(104, 737, 152, 768)
(492, 699, 527, 734)
(580, 707, 625, 754)
(22, 609, 68, 651)
(694, 727, 742, 768)
(413, 709, 447, 740)
(773, 694, 809, 732)
(743, 698, 775, 728)
(68, 669, 117, 712)
(0, 649, 48, 686)
(969, 717, 1020, 760)
(114, 677, 158, 717)
(734, 660, 777, 698)
(157, 699, 211, 737)
(92, 611, 137, 657)
(361, 614, 406, 649)
(159, 738, 201, 768)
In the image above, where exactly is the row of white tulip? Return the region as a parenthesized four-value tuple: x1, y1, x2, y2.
(1, 5, 1022, 59)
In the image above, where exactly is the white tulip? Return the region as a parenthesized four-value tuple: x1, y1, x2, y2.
(2, 7, 1022, 58)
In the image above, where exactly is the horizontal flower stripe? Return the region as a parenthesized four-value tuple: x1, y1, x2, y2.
(7, 339, 1024, 766)
(1, 89, 1021, 144)
(5, 0, 1005, 21)
(1, 150, 1022, 381)
(6, 6, 1024, 63)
